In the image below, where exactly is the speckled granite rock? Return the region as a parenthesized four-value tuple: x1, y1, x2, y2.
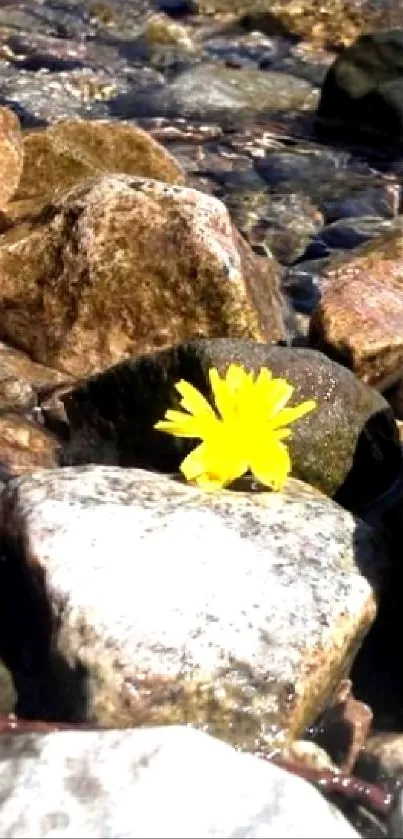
(0, 107, 23, 210)
(0, 465, 385, 746)
(0, 726, 359, 838)
(0, 176, 285, 378)
(56, 338, 401, 513)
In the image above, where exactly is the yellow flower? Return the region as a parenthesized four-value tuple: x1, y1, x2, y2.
(154, 364, 316, 491)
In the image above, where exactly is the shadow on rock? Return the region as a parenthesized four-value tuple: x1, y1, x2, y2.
(0, 539, 89, 722)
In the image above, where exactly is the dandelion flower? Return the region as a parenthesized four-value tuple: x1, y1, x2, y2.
(154, 363, 316, 491)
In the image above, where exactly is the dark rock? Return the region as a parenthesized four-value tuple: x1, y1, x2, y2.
(301, 216, 394, 261)
(317, 30, 403, 146)
(156, 0, 197, 13)
(282, 257, 330, 313)
(321, 182, 400, 223)
(255, 148, 344, 187)
(55, 338, 402, 512)
(223, 189, 323, 266)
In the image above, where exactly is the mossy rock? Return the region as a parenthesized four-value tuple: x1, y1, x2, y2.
(57, 338, 402, 513)
(14, 120, 184, 203)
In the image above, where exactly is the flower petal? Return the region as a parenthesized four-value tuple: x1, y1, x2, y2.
(154, 409, 203, 438)
(175, 379, 217, 421)
(193, 472, 227, 490)
(225, 363, 251, 393)
(180, 437, 247, 488)
(209, 368, 232, 421)
(269, 399, 317, 430)
(180, 441, 211, 481)
(249, 436, 291, 491)
(264, 378, 294, 417)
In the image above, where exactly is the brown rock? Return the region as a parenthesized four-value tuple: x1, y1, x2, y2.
(141, 12, 196, 49)
(0, 414, 59, 476)
(0, 342, 70, 392)
(311, 679, 373, 773)
(361, 732, 403, 779)
(13, 119, 184, 204)
(195, 0, 403, 49)
(0, 107, 23, 210)
(309, 227, 403, 391)
(0, 175, 286, 378)
(280, 741, 338, 773)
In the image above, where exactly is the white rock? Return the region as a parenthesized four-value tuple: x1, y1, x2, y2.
(0, 466, 384, 748)
(0, 726, 359, 838)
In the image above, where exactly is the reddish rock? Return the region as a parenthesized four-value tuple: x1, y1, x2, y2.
(0, 342, 70, 392)
(0, 414, 59, 476)
(309, 228, 403, 391)
(311, 679, 373, 774)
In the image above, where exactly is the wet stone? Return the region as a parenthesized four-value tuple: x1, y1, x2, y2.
(302, 216, 395, 261)
(223, 189, 323, 265)
(109, 62, 317, 125)
(202, 32, 291, 69)
(0, 66, 136, 128)
(321, 182, 400, 224)
(254, 147, 354, 190)
(282, 257, 331, 314)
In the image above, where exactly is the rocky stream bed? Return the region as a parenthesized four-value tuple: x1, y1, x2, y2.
(3, 0, 403, 836)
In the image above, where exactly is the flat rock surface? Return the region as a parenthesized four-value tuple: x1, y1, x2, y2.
(0, 726, 359, 838)
(0, 465, 385, 748)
